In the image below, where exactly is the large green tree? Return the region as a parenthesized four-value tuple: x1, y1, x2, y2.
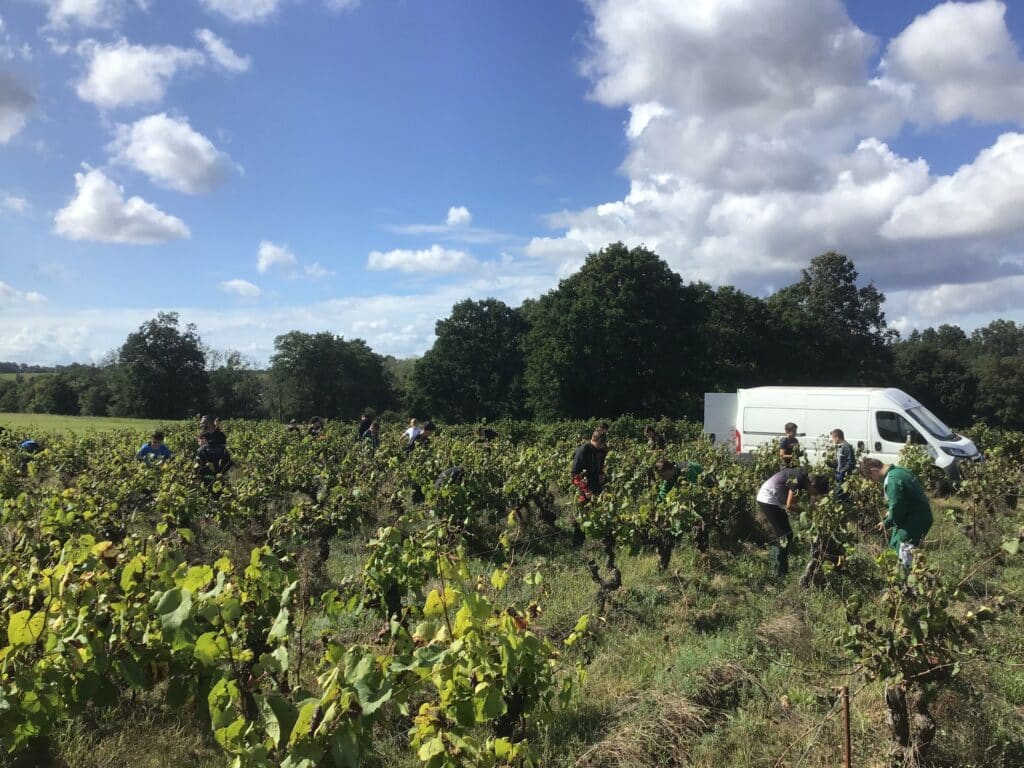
(894, 327, 977, 427)
(111, 312, 209, 418)
(767, 252, 896, 385)
(522, 242, 707, 419)
(409, 299, 528, 421)
(698, 284, 776, 391)
(208, 351, 263, 418)
(268, 331, 393, 420)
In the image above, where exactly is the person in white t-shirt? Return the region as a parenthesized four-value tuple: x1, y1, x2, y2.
(402, 418, 422, 443)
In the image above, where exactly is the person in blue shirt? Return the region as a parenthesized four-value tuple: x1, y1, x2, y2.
(137, 431, 172, 463)
(19, 439, 43, 454)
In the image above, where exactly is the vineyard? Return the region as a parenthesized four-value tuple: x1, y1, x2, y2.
(1, 419, 1023, 768)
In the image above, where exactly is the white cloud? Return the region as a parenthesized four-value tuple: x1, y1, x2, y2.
(108, 113, 237, 194)
(445, 205, 472, 226)
(257, 240, 297, 273)
(220, 278, 261, 297)
(0, 281, 46, 305)
(2, 194, 29, 214)
(626, 101, 669, 139)
(53, 167, 190, 244)
(39, 0, 142, 29)
(883, 132, 1024, 240)
(523, 0, 1024, 298)
(367, 245, 477, 274)
(0, 72, 34, 143)
(195, 28, 251, 73)
(76, 39, 204, 109)
(888, 275, 1024, 327)
(878, 1, 1024, 124)
(393, 206, 512, 244)
(304, 261, 334, 279)
(199, 0, 283, 24)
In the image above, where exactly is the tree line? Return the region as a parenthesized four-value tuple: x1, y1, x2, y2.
(2, 243, 1022, 428)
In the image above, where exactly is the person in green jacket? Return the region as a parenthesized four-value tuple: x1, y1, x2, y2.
(654, 458, 710, 551)
(860, 457, 933, 569)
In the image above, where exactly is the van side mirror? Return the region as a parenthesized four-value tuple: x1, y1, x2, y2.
(907, 430, 925, 446)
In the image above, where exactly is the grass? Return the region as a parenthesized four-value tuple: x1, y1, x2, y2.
(0, 372, 48, 381)
(0, 412, 173, 436)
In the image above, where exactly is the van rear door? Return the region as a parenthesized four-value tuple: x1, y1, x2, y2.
(703, 393, 738, 449)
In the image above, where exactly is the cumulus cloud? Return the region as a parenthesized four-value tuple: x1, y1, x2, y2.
(0, 72, 34, 143)
(220, 278, 261, 297)
(257, 241, 297, 273)
(195, 28, 250, 73)
(0, 281, 46, 304)
(878, 1, 1024, 124)
(108, 113, 237, 194)
(522, 0, 1024, 300)
(883, 132, 1024, 240)
(53, 167, 190, 244)
(3, 194, 29, 213)
(445, 205, 472, 226)
(367, 245, 477, 274)
(199, 0, 283, 24)
(76, 39, 204, 109)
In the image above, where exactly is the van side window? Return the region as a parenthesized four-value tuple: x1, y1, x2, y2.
(876, 411, 918, 443)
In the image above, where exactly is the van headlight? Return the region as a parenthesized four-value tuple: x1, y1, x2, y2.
(941, 446, 972, 457)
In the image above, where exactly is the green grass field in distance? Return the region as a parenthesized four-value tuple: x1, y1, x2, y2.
(0, 412, 172, 436)
(0, 372, 49, 380)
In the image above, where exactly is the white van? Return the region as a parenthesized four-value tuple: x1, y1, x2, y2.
(703, 386, 981, 477)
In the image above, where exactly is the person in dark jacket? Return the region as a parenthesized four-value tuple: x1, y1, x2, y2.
(308, 416, 324, 438)
(571, 431, 607, 501)
(756, 468, 828, 577)
(362, 420, 381, 454)
(778, 423, 800, 467)
(644, 424, 666, 450)
(830, 428, 855, 498)
(195, 431, 234, 487)
(435, 466, 465, 489)
(861, 457, 932, 570)
(357, 414, 372, 441)
(200, 415, 227, 447)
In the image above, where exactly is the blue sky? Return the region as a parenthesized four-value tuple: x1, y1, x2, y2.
(2, 0, 1024, 364)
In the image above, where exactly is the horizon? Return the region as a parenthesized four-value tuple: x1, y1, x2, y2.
(4, 0, 1024, 365)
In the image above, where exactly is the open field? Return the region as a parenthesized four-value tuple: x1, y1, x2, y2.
(0, 420, 1021, 768)
(0, 412, 174, 436)
(0, 373, 49, 381)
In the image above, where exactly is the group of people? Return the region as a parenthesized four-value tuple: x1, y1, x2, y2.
(135, 415, 234, 487)
(570, 420, 932, 580)
(759, 422, 931, 578)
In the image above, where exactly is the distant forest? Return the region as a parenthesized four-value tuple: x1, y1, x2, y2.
(2, 243, 1022, 429)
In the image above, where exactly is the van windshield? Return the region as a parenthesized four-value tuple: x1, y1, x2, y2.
(907, 406, 956, 441)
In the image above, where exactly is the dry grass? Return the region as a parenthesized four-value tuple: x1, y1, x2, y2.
(574, 690, 708, 768)
(756, 611, 813, 660)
